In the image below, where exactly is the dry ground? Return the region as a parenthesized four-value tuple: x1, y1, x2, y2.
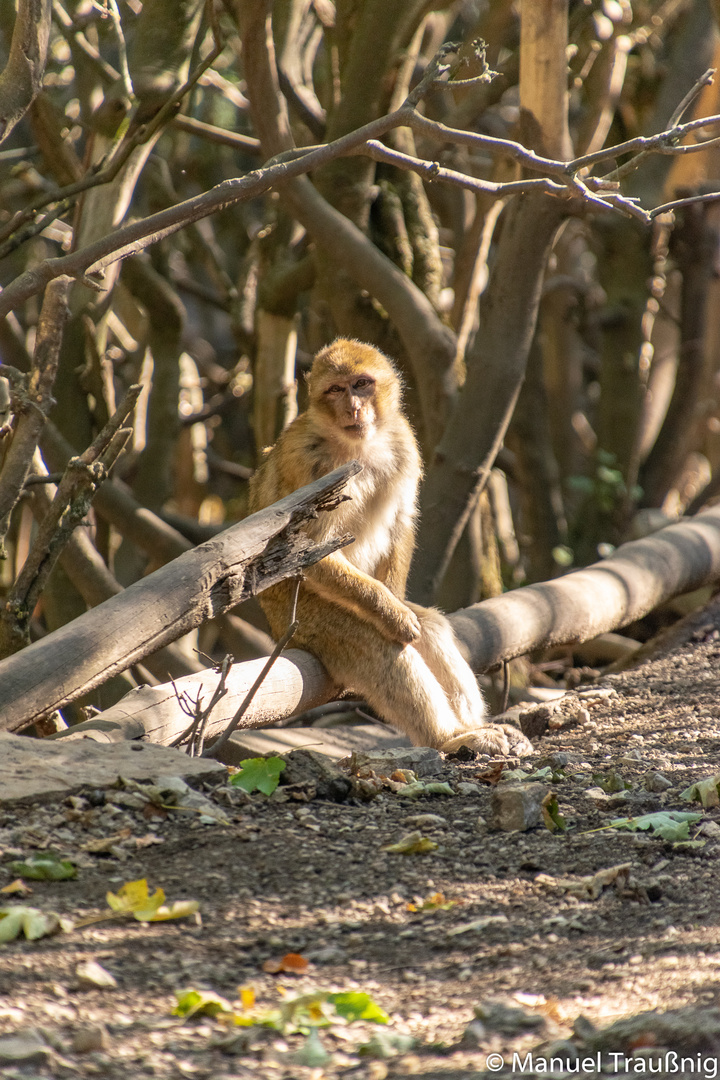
(1, 606, 720, 1079)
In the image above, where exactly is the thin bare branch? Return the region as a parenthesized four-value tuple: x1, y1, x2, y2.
(650, 189, 720, 218)
(203, 578, 302, 758)
(667, 67, 716, 128)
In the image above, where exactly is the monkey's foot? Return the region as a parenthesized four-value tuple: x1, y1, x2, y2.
(441, 723, 533, 758)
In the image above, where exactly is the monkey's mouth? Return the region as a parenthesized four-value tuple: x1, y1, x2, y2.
(343, 423, 366, 435)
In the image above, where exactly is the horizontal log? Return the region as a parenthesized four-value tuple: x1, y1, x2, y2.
(450, 503, 720, 669)
(62, 502, 720, 746)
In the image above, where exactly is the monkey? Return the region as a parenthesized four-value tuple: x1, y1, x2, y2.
(248, 338, 532, 758)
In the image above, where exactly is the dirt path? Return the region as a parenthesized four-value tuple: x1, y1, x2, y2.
(1, 611, 720, 1079)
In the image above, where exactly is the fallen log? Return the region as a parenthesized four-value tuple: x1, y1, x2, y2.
(0, 462, 360, 732)
(62, 501, 720, 745)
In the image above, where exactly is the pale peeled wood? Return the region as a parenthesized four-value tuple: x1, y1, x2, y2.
(451, 504, 720, 670)
(0, 463, 359, 732)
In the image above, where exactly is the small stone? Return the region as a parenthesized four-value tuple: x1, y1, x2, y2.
(0, 1029, 50, 1065)
(538, 753, 570, 770)
(402, 813, 446, 828)
(644, 772, 672, 793)
(456, 782, 481, 795)
(76, 960, 118, 989)
(474, 1000, 546, 1035)
(584, 786, 611, 803)
(621, 749, 645, 762)
(459, 1018, 486, 1043)
(489, 782, 550, 831)
(71, 1024, 110, 1053)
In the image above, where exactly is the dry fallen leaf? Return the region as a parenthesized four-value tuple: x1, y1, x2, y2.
(0, 879, 32, 897)
(262, 952, 310, 975)
(82, 829, 133, 853)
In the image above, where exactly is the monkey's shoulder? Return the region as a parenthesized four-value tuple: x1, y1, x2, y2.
(249, 415, 328, 510)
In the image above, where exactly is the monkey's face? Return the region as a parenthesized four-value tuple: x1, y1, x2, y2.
(316, 374, 378, 438)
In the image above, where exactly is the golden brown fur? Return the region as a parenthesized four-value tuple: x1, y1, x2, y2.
(249, 339, 532, 756)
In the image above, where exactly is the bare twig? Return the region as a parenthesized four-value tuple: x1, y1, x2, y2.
(650, 189, 720, 218)
(667, 67, 716, 129)
(171, 654, 234, 755)
(203, 577, 302, 758)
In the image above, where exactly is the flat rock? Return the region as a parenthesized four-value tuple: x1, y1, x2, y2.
(217, 722, 411, 765)
(0, 731, 224, 807)
(489, 781, 550, 831)
(348, 745, 442, 777)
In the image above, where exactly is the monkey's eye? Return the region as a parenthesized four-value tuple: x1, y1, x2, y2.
(324, 385, 344, 394)
(353, 378, 374, 390)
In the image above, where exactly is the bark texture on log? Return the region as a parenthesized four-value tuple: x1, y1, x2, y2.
(450, 503, 720, 670)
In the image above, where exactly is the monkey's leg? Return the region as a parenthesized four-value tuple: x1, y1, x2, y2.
(406, 603, 533, 758)
(405, 604, 486, 727)
(292, 596, 473, 748)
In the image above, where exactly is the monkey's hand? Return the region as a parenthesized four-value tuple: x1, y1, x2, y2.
(375, 595, 422, 644)
(304, 554, 421, 644)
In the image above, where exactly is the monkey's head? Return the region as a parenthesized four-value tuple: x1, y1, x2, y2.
(307, 339, 402, 440)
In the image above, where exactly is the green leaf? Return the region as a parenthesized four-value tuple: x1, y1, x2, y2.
(382, 830, 438, 854)
(551, 545, 574, 567)
(596, 465, 623, 487)
(0, 906, 64, 942)
(542, 794, 566, 833)
(172, 989, 233, 1018)
(593, 769, 631, 793)
(229, 756, 286, 795)
(680, 775, 720, 809)
(9, 854, 77, 881)
(596, 449, 618, 466)
(609, 810, 702, 842)
(290, 1028, 330, 1066)
(329, 992, 389, 1024)
(397, 780, 454, 798)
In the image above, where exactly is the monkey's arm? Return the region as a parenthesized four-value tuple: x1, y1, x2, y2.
(379, 517, 417, 598)
(304, 551, 420, 644)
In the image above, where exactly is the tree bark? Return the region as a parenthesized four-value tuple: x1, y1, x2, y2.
(409, 192, 566, 603)
(0, 0, 51, 144)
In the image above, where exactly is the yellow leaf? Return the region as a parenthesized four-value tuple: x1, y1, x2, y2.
(240, 987, 256, 1010)
(143, 900, 199, 922)
(106, 879, 165, 916)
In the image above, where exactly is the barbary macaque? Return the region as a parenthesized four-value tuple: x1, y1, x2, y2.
(249, 339, 532, 757)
